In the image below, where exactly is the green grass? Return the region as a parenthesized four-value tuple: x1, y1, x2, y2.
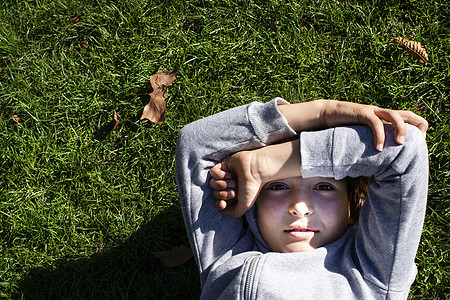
(0, 0, 448, 298)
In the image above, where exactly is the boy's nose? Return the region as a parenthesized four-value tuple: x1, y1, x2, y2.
(288, 199, 314, 218)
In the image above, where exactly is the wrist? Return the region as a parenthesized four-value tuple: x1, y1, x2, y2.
(252, 140, 302, 184)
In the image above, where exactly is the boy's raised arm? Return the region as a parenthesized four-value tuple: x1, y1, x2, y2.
(277, 100, 427, 151)
(299, 124, 428, 291)
(176, 98, 297, 282)
(211, 101, 428, 218)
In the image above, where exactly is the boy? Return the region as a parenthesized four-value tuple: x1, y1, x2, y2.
(176, 98, 428, 299)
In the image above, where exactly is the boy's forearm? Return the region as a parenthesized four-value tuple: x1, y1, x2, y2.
(251, 139, 301, 184)
(277, 100, 328, 132)
(278, 99, 428, 151)
(249, 100, 330, 182)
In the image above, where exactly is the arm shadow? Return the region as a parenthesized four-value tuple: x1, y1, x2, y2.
(14, 205, 201, 299)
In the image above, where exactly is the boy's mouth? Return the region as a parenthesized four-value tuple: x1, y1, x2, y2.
(284, 225, 317, 233)
(285, 229, 316, 232)
(285, 227, 318, 239)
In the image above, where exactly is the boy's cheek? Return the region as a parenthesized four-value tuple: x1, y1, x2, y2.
(318, 199, 351, 228)
(257, 192, 282, 210)
(256, 196, 284, 225)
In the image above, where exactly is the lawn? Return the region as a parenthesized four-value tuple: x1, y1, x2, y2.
(0, 0, 448, 299)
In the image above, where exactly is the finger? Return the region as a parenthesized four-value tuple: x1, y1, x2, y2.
(374, 109, 406, 145)
(212, 189, 236, 200)
(209, 162, 232, 179)
(216, 200, 227, 210)
(361, 113, 385, 151)
(220, 160, 231, 172)
(209, 178, 236, 190)
(216, 198, 237, 211)
(398, 110, 429, 133)
(222, 201, 248, 218)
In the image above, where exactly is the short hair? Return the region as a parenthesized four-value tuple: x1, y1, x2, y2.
(346, 176, 369, 222)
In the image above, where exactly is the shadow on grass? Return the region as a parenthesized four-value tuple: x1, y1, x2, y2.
(14, 206, 201, 299)
(92, 117, 119, 141)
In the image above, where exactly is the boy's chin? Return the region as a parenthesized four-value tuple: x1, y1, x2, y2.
(278, 242, 317, 253)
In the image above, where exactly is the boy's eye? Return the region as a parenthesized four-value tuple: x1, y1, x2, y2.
(269, 184, 289, 191)
(314, 184, 335, 191)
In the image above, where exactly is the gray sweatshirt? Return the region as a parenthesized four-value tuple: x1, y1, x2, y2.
(176, 98, 428, 299)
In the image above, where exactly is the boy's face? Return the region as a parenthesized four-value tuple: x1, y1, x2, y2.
(256, 176, 350, 253)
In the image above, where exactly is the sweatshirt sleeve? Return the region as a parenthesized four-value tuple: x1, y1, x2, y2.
(176, 98, 296, 284)
(300, 124, 428, 292)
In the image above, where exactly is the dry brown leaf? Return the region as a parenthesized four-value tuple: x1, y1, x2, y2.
(153, 245, 193, 267)
(393, 37, 429, 65)
(140, 69, 178, 124)
(112, 110, 119, 131)
(70, 15, 82, 24)
(92, 110, 119, 141)
(268, 19, 277, 32)
(12, 115, 21, 124)
(95, 241, 101, 253)
(80, 38, 88, 49)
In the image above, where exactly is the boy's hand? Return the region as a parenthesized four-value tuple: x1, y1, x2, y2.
(209, 152, 263, 218)
(209, 161, 237, 211)
(210, 140, 302, 218)
(321, 101, 428, 151)
(279, 100, 428, 151)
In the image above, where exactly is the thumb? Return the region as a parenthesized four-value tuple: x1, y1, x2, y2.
(222, 199, 253, 218)
(223, 179, 262, 217)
